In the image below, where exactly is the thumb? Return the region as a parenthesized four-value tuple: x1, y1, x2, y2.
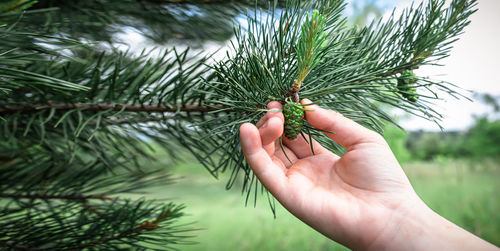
(301, 99, 385, 149)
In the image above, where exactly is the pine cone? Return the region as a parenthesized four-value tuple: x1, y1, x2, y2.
(283, 102, 305, 140)
(397, 70, 419, 102)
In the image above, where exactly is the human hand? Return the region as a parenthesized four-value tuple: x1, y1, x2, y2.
(239, 100, 497, 250)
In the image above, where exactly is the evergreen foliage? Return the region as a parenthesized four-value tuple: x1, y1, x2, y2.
(0, 0, 477, 249)
(193, 0, 477, 208)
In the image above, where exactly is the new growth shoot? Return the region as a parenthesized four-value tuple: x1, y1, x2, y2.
(291, 9, 327, 102)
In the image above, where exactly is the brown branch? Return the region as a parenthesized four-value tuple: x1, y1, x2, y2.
(0, 103, 223, 115)
(283, 64, 421, 103)
(74, 211, 173, 250)
(82, 200, 105, 216)
(342, 65, 421, 86)
(0, 193, 115, 201)
(0, 240, 40, 251)
(34, 0, 230, 8)
(377, 65, 420, 79)
(141, 0, 231, 4)
(5, 115, 177, 129)
(73, 225, 144, 250)
(0, 209, 171, 251)
(87, 116, 175, 127)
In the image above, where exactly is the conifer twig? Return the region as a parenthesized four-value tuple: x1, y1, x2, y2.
(0, 103, 224, 114)
(0, 240, 39, 251)
(0, 193, 115, 201)
(289, 9, 328, 102)
(82, 200, 105, 216)
(74, 211, 173, 250)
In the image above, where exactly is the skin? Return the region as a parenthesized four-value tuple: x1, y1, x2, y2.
(239, 99, 498, 250)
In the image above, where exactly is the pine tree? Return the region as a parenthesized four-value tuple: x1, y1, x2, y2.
(0, 0, 476, 249)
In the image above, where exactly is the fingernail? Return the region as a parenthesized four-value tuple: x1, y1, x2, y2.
(302, 98, 312, 104)
(301, 99, 316, 111)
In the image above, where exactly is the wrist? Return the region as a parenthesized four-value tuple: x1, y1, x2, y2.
(365, 196, 434, 250)
(368, 196, 497, 251)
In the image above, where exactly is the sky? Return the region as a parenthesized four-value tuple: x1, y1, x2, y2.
(116, 0, 500, 131)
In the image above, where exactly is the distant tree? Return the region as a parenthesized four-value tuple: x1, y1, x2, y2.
(465, 117, 500, 159)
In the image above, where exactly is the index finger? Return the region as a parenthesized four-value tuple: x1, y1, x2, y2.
(240, 123, 289, 198)
(256, 101, 284, 128)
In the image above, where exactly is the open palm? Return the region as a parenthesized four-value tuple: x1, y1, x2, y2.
(239, 100, 421, 249)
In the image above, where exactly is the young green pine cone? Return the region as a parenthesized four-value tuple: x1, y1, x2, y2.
(397, 70, 419, 102)
(283, 102, 305, 140)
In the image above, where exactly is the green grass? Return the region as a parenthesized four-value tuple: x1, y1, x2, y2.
(404, 159, 500, 245)
(130, 157, 499, 250)
(132, 161, 348, 251)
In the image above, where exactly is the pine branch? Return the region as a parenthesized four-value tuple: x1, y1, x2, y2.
(0, 240, 38, 251)
(15, 0, 286, 44)
(139, 0, 252, 4)
(377, 65, 420, 79)
(185, 0, 477, 209)
(74, 210, 173, 250)
(4, 115, 179, 129)
(92, 117, 174, 126)
(0, 0, 478, 247)
(350, 64, 421, 84)
(0, 193, 115, 201)
(82, 200, 105, 216)
(0, 200, 187, 250)
(0, 103, 224, 114)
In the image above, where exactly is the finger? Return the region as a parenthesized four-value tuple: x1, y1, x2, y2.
(259, 101, 284, 144)
(259, 117, 283, 154)
(267, 101, 284, 120)
(258, 102, 284, 154)
(302, 99, 385, 150)
(240, 123, 288, 197)
(282, 132, 328, 159)
(256, 101, 284, 128)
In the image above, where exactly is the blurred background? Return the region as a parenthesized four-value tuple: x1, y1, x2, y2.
(10, 0, 498, 250)
(122, 0, 499, 250)
(114, 0, 500, 250)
